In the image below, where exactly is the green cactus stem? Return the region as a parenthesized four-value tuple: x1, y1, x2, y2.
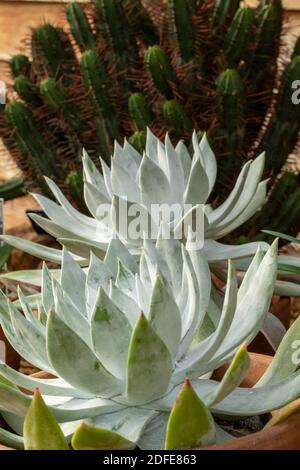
(167, 0, 194, 63)
(65, 170, 87, 213)
(215, 69, 245, 166)
(10, 55, 31, 78)
(129, 131, 146, 154)
(4, 101, 58, 178)
(212, 0, 240, 31)
(128, 93, 153, 131)
(223, 7, 254, 68)
(31, 24, 76, 82)
(145, 45, 177, 99)
(163, 99, 192, 138)
(66, 2, 96, 52)
(13, 75, 41, 107)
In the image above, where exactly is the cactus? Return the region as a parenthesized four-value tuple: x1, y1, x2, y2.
(66, 2, 96, 52)
(128, 93, 153, 131)
(223, 7, 254, 68)
(214, 69, 245, 176)
(145, 45, 178, 99)
(13, 75, 41, 107)
(10, 54, 31, 78)
(163, 99, 192, 137)
(1, 0, 300, 240)
(129, 131, 146, 154)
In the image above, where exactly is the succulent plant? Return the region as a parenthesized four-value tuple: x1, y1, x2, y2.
(1, 0, 300, 239)
(1, 238, 300, 450)
(2, 130, 300, 299)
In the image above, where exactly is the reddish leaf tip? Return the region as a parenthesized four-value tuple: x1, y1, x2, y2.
(34, 388, 40, 397)
(183, 378, 192, 388)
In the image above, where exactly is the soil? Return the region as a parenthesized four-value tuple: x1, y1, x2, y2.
(216, 414, 271, 438)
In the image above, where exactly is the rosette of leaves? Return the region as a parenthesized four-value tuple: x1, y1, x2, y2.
(1, 238, 300, 450)
(1, 0, 300, 239)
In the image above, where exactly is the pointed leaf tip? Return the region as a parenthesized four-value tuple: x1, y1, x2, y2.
(24, 389, 69, 450)
(165, 380, 215, 450)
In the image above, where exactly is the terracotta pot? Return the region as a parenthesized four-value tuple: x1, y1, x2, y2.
(0, 327, 20, 370)
(1, 353, 300, 450)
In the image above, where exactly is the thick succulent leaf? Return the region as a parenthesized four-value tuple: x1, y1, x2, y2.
(73, 407, 154, 449)
(156, 236, 182, 294)
(49, 398, 123, 423)
(203, 241, 277, 374)
(72, 422, 134, 450)
(104, 238, 138, 277)
(13, 293, 41, 311)
(86, 252, 113, 317)
(32, 192, 100, 239)
(237, 246, 263, 301)
(0, 381, 30, 415)
(8, 302, 51, 371)
(135, 274, 150, 313)
(175, 140, 192, 186)
(116, 259, 137, 299)
(209, 371, 300, 417)
(126, 314, 173, 405)
(165, 379, 215, 450)
(109, 281, 140, 327)
(199, 133, 217, 195)
(210, 153, 265, 233)
(28, 212, 80, 241)
(0, 235, 74, 264)
(84, 181, 111, 220)
(138, 413, 168, 450)
(143, 237, 172, 285)
(57, 238, 105, 260)
(120, 140, 141, 176)
(42, 262, 54, 312)
(0, 268, 55, 286)
(148, 273, 181, 358)
(61, 248, 87, 316)
(0, 428, 24, 450)
(100, 157, 113, 197)
(175, 260, 237, 380)
(261, 313, 286, 351)
(45, 172, 102, 226)
(91, 287, 132, 380)
(17, 287, 44, 333)
(256, 314, 300, 387)
(211, 180, 267, 240)
(177, 249, 199, 353)
(139, 154, 173, 210)
(111, 159, 140, 202)
(0, 315, 52, 373)
(46, 311, 122, 397)
(208, 343, 250, 406)
(146, 128, 160, 164)
(52, 279, 91, 346)
(149, 371, 300, 418)
(273, 280, 300, 297)
(0, 361, 91, 398)
(264, 398, 300, 429)
(82, 149, 109, 197)
(165, 134, 185, 203)
(178, 247, 210, 358)
(24, 389, 69, 450)
(184, 155, 209, 205)
(204, 240, 268, 263)
(208, 160, 251, 225)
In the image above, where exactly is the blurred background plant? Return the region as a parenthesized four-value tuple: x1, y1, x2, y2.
(1, 0, 300, 242)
